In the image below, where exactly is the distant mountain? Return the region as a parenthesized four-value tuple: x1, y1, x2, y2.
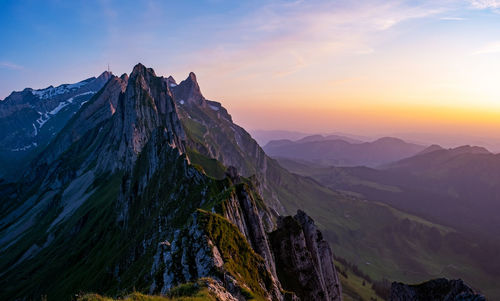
(264, 136, 426, 167)
(250, 130, 368, 146)
(249, 129, 312, 146)
(277, 144, 500, 237)
(275, 144, 500, 297)
(415, 144, 444, 155)
(0, 71, 112, 180)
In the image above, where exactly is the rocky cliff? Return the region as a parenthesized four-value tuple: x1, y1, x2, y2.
(270, 210, 342, 301)
(390, 278, 485, 301)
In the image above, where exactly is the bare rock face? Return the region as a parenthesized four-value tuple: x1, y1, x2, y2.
(390, 278, 485, 301)
(107, 63, 186, 172)
(270, 210, 342, 301)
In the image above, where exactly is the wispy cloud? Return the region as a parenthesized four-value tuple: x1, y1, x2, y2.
(469, 0, 500, 9)
(440, 16, 467, 21)
(185, 1, 447, 79)
(0, 61, 24, 70)
(473, 41, 500, 54)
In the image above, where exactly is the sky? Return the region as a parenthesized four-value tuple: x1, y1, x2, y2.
(1, 0, 500, 147)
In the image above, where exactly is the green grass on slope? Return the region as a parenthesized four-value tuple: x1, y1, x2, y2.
(186, 147, 226, 179)
(78, 280, 217, 301)
(336, 260, 381, 301)
(274, 158, 500, 299)
(271, 169, 499, 295)
(196, 209, 271, 301)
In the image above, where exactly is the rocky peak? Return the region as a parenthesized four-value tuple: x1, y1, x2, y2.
(171, 71, 204, 105)
(96, 70, 113, 82)
(99, 64, 186, 171)
(130, 63, 157, 79)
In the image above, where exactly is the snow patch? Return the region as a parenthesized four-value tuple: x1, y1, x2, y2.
(209, 105, 219, 111)
(36, 112, 49, 128)
(31, 80, 90, 99)
(11, 142, 37, 152)
(179, 100, 185, 105)
(169, 83, 177, 87)
(35, 91, 95, 128)
(49, 101, 69, 115)
(32, 123, 37, 136)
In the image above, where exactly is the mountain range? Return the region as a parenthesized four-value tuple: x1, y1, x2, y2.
(264, 135, 426, 167)
(275, 144, 500, 298)
(0, 64, 489, 300)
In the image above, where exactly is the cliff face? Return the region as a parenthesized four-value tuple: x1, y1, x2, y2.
(390, 278, 485, 301)
(270, 210, 342, 301)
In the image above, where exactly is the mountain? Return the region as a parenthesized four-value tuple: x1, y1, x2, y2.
(275, 146, 500, 298)
(249, 130, 312, 146)
(161, 71, 492, 299)
(293, 134, 364, 144)
(415, 144, 444, 155)
(264, 136, 426, 167)
(0, 71, 112, 180)
(2, 64, 497, 300)
(0, 64, 342, 301)
(390, 278, 485, 301)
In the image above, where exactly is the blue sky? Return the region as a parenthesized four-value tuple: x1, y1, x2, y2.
(1, 0, 500, 144)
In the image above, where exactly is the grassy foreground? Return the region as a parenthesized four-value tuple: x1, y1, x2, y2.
(77, 280, 217, 301)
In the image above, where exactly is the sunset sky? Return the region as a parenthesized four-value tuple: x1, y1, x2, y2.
(1, 0, 500, 146)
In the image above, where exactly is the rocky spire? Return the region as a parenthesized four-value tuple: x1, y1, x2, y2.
(170, 71, 205, 105)
(104, 63, 185, 171)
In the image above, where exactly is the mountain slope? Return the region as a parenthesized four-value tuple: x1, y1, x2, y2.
(275, 154, 500, 298)
(0, 64, 342, 301)
(0, 71, 113, 180)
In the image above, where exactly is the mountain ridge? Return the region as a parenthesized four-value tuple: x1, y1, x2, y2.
(0, 63, 343, 301)
(263, 135, 426, 168)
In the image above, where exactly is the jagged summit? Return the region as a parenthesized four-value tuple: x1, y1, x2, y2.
(171, 70, 204, 105)
(130, 63, 157, 78)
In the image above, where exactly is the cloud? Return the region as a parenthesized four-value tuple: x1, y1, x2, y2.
(473, 41, 500, 54)
(184, 1, 447, 78)
(0, 62, 24, 70)
(468, 0, 500, 9)
(440, 16, 467, 20)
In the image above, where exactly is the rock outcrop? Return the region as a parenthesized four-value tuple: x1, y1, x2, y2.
(390, 278, 485, 301)
(270, 210, 342, 301)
